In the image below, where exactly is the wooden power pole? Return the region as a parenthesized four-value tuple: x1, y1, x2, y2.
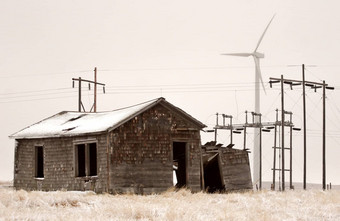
(94, 67, 98, 112)
(281, 75, 285, 191)
(302, 64, 307, 190)
(72, 67, 106, 112)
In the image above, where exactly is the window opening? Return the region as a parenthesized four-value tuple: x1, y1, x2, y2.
(77, 144, 86, 177)
(89, 143, 97, 176)
(75, 142, 97, 177)
(35, 146, 44, 178)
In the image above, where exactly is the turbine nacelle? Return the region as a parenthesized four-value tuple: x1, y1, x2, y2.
(253, 52, 264, 59)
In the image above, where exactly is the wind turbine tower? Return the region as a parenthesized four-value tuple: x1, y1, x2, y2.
(222, 15, 275, 188)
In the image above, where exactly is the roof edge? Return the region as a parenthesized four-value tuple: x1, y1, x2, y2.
(9, 111, 68, 139)
(10, 97, 206, 139)
(11, 130, 106, 140)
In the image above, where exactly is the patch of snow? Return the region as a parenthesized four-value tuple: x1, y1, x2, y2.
(10, 98, 159, 139)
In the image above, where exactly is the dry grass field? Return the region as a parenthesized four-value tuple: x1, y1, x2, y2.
(0, 182, 340, 221)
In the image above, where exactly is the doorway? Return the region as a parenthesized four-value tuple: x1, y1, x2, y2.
(203, 153, 224, 193)
(173, 142, 187, 188)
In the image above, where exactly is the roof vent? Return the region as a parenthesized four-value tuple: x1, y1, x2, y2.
(62, 127, 77, 132)
(68, 114, 86, 122)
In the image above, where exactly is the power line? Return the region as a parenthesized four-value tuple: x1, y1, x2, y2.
(0, 81, 261, 97)
(99, 65, 289, 72)
(105, 88, 258, 95)
(1, 77, 335, 98)
(0, 90, 77, 100)
(0, 87, 74, 96)
(0, 70, 92, 79)
(106, 81, 260, 89)
(7, 63, 339, 79)
(0, 95, 76, 104)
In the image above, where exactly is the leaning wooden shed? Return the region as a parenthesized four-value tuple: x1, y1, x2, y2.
(10, 97, 206, 194)
(202, 142, 252, 192)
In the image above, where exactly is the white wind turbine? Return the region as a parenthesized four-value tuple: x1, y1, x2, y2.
(221, 15, 275, 187)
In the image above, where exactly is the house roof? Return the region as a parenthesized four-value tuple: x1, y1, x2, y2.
(10, 97, 206, 139)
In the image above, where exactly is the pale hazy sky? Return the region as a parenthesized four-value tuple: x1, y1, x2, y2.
(1, 0, 340, 186)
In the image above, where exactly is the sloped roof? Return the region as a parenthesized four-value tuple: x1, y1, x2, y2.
(10, 97, 206, 139)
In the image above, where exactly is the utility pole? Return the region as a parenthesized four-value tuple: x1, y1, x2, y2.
(286, 111, 294, 190)
(244, 111, 248, 150)
(321, 81, 334, 190)
(214, 113, 218, 142)
(271, 109, 295, 191)
(281, 75, 285, 191)
(272, 109, 278, 190)
(302, 64, 307, 190)
(322, 81, 326, 190)
(94, 67, 97, 112)
(78, 77, 82, 112)
(290, 119, 292, 189)
(270, 75, 302, 191)
(259, 113, 262, 190)
(72, 67, 106, 112)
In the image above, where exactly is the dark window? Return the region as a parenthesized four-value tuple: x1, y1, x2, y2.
(35, 146, 44, 178)
(77, 144, 86, 177)
(89, 143, 97, 176)
(75, 142, 97, 177)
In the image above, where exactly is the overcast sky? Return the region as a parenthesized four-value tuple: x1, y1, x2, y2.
(1, 0, 340, 186)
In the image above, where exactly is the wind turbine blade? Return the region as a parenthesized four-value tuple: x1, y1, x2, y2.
(254, 14, 275, 52)
(253, 57, 267, 94)
(221, 53, 252, 57)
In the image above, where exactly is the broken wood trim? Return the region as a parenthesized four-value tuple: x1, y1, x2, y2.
(73, 138, 97, 145)
(175, 127, 198, 131)
(199, 137, 205, 190)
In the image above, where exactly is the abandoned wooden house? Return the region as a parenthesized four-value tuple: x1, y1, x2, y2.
(10, 97, 206, 194)
(202, 142, 252, 192)
(10, 97, 253, 194)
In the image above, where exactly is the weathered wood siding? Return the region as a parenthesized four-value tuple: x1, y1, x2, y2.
(13, 103, 203, 194)
(14, 134, 108, 192)
(108, 104, 202, 194)
(219, 148, 253, 191)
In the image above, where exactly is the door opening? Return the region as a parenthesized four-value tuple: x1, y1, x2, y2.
(173, 142, 187, 188)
